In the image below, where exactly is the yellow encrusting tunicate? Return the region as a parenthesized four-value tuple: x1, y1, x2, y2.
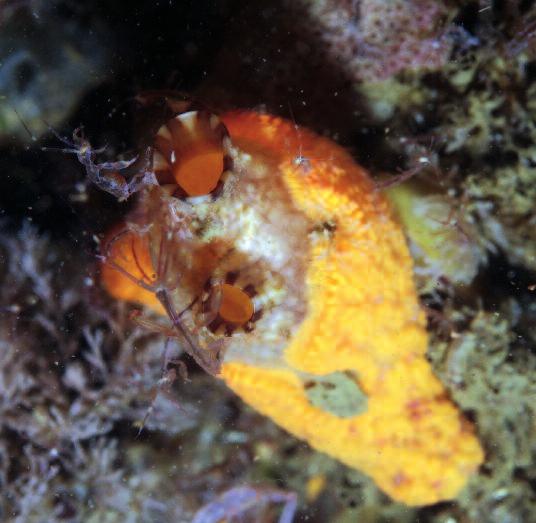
(219, 112, 483, 506)
(101, 109, 483, 506)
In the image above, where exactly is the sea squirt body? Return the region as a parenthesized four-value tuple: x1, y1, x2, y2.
(101, 110, 483, 506)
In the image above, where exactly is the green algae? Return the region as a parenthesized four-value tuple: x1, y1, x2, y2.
(429, 312, 536, 523)
(302, 371, 368, 418)
(387, 182, 487, 289)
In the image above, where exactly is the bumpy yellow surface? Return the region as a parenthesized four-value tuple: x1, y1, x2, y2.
(102, 111, 483, 506)
(219, 112, 483, 505)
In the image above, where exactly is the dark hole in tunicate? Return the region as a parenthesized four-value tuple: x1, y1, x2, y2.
(463, 409, 478, 424)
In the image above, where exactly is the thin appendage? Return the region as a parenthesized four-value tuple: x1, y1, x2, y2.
(41, 145, 83, 155)
(129, 310, 176, 337)
(129, 304, 200, 355)
(153, 226, 181, 294)
(105, 256, 156, 293)
(103, 228, 222, 374)
(155, 233, 166, 282)
(130, 237, 155, 285)
(11, 105, 36, 142)
(156, 232, 172, 287)
(375, 166, 422, 191)
(156, 289, 222, 375)
(136, 337, 187, 437)
(44, 121, 79, 148)
(97, 157, 137, 171)
(101, 229, 156, 293)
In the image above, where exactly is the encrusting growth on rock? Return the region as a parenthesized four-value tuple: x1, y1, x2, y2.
(101, 108, 484, 506)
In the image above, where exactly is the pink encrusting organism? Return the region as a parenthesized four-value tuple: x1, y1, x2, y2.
(298, 0, 454, 82)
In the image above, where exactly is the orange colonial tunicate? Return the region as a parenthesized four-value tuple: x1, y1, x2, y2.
(101, 110, 483, 506)
(173, 147, 223, 196)
(152, 110, 227, 197)
(216, 284, 255, 325)
(100, 227, 164, 314)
